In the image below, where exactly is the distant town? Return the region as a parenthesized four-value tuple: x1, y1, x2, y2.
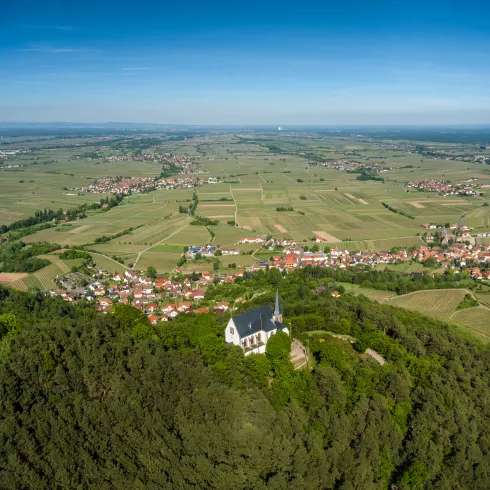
(406, 179, 488, 196)
(320, 160, 385, 171)
(68, 175, 201, 194)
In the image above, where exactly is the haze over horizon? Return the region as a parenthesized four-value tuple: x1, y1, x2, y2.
(2, 0, 490, 125)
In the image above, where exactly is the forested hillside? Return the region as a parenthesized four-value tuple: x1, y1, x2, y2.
(0, 277, 489, 489)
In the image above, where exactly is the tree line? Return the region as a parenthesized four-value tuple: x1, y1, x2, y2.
(0, 195, 124, 236)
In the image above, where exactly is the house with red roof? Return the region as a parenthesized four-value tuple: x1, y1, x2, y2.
(146, 303, 158, 313)
(177, 301, 192, 312)
(185, 290, 205, 300)
(215, 301, 229, 312)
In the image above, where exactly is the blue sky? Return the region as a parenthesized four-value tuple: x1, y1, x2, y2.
(1, 0, 490, 124)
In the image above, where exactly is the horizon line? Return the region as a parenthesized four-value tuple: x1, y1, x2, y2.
(1, 121, 490, 128)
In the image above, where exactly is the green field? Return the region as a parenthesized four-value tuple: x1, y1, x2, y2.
(136, 249, 183, 272)
(475, 292, 490, 308)
(353, 288, 398, 302)
(90, 253, 128, 273)
(386, 289, 467, 320)
(452, 307, 490, 336)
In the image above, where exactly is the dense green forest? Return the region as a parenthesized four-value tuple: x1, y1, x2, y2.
(0, 241, 60, 273)
(0, 274, 489, 489)
(205, 265, 474, 299)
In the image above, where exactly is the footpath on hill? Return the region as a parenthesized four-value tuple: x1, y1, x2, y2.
(291, 339, 308, 369)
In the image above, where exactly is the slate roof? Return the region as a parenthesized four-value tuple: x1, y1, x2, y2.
(231, 305, 284, 338)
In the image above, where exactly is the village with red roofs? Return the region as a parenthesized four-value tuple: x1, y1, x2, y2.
(48, 217, 490, 323)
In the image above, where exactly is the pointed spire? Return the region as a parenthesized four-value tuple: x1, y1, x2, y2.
(274, 289, 282, 315)
(273, 290, 283, 324)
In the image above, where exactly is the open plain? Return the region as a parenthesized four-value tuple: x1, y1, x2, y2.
(2, 130, 490, 284)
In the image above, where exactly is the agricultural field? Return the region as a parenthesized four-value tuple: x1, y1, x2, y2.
(474, 292, 490, 308)
(133, 249, 182, 273)
(2, 130, 490, 278)
(452, 307, 490, 337)
(162, 226, 211, 246)
(90, 253, 127, 274)
(338, 237, 425, 251)
(62, 258, 85, 269)
(386, 289, 467, 320)
(0, 273, 29, 286)
(8, 254, 75, 291)
(354, 289, 398, 302)
(0, 166, 111, 226)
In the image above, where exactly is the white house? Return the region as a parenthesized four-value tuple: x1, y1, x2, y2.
(238, 237, 264, 244)
(220, 247, 240, 256)
(225, 291, 288, 355)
